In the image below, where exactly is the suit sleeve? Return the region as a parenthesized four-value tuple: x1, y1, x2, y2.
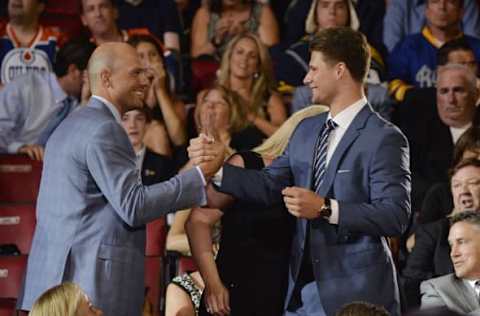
(420, 280, 448, 310)
(338, 128, 411, 236)
(86, 120, 206, 227)
(219, 141, 294, 207)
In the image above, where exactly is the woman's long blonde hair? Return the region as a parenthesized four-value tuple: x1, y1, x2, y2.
(254, 105, 328, 159)
(29, 282, 85, 316)
(217, 32, 275, 118)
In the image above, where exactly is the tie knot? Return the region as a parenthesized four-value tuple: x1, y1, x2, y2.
(325, 119, 337, 131)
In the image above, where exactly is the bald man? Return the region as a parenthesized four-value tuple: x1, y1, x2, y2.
(17, 43, 222, 316)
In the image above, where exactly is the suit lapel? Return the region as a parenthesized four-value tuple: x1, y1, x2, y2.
(317, 105, 372, 197)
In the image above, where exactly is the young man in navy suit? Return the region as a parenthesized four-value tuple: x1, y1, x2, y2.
(189, 27, 411, 316)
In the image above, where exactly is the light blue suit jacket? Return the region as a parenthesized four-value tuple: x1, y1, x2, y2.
(220, 104, 411, 315)
(17, 98, 206, 316)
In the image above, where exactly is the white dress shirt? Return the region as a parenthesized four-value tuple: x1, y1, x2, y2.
(325, 97, 367, 224)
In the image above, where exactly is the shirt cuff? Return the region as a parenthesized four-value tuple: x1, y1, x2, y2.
(8, 142, 24, 153)
(212, 167, 223, 187)
(328, 199, 339, 224)
(195, 166, 207, 186)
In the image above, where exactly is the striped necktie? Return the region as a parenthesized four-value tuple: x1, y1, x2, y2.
(312, 118, 337, 192)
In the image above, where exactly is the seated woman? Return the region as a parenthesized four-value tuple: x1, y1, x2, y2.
(185, 106, 328, 316)
(216, 32, 287, 148)
(128, 35, 187, 157)
(191, 0, 279, 60)
(164, 85, 245, 316)
(29, 282, 103, 316)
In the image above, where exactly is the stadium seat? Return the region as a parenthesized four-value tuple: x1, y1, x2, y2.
(0, 255, 28, 316)
(0, 204, 36, 255)
(144, 256, 163, 316)
(145, 217, 167, 257)
(0, 155, 42, 203)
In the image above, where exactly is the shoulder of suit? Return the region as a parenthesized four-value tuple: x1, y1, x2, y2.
(427, 273, 458, 286)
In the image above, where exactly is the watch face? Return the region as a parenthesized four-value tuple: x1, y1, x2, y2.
(320, 205, 332, 218)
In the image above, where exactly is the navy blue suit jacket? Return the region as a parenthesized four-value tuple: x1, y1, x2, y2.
(219, 104, 411, 315)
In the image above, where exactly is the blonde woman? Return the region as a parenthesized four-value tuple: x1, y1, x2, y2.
(186, 105, 327, 316)
(217, 32, 287, 140)
(29, 282, 102, 316)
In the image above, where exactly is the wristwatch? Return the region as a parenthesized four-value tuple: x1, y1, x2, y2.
(318, 197, 332, 219)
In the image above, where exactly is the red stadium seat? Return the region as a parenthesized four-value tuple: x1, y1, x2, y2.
(40, 0, 83, 39)
(0, 255, 28, 316)
(0, 155, 42, 203)
(145, 217, 167, 257)
(0, 300, 15, 316)
(177, 256, 197, 275)
(0, 204, 36, 255)
(144, 256, 163, 316)
(191, 59, 219, 93)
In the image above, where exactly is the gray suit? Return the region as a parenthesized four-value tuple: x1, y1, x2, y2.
(17, 98, 206, 316)
(421, 274, 480, 315)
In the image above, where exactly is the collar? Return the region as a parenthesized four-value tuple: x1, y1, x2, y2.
(327, 96, 367, 129)
(422, 26, 464, 48)
(136, 145, 146, 159)
(465, 279, 480, 293)
(6, 23, 42, 48)
(91, 95, 122, 123)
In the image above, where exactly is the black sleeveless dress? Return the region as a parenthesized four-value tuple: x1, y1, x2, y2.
(199, 151, 294, 316)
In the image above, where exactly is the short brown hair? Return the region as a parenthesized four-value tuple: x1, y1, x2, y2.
(124, 106, 152, 123)
(309, 27, 370, 83)
(449, 158, 480, 180)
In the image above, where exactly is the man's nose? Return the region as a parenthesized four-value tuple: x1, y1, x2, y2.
(303, 72, 311, 85)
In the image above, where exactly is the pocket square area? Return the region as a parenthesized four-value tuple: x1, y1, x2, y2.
(337, 169, 351, 173)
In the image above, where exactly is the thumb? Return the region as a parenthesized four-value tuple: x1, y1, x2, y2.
(203, 111, 220, 143)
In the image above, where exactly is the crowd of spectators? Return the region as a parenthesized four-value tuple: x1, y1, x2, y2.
(3, 0, 480, 315)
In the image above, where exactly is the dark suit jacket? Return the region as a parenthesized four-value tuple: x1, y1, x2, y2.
(395, 88, 453, 213)
(219, 104, 411, 316)
(402, 218, 454, 308)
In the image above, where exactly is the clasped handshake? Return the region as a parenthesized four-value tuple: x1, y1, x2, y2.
(187, 132, 226, 180)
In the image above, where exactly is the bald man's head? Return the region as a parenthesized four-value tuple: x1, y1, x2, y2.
(87, 42, 148, 113)
(88, 42, 132, 93)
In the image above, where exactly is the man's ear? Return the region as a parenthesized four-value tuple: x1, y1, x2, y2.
(335, 62, 346, 80)
(100, 69, 111, 88)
